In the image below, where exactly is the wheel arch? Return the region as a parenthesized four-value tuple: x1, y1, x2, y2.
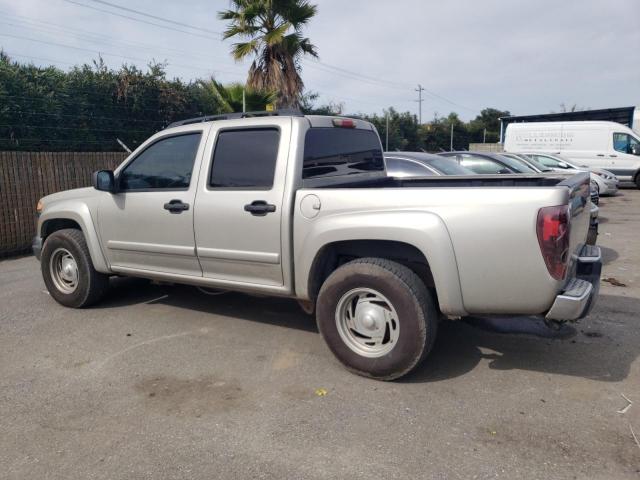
(39, 203, 110, 273)
(296, 211, 467, 316)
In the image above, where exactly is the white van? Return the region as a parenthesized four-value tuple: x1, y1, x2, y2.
(504, 121, 640, 187)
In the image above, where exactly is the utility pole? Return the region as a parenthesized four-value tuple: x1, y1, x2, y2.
(242, 87, 246, 113)
(415, 84, 424, 124)
(483, 128, 487, 144)
(450, 123, 454, 151)
(385, 112, 389, 151)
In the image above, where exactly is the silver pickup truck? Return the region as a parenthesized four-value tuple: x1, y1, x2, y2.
(33, 112, 602, 380)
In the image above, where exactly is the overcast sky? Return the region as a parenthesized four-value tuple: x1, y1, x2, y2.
(0, 0, 638, 120)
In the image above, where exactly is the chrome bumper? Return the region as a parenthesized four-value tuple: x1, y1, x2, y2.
(545, 245, 602, 322)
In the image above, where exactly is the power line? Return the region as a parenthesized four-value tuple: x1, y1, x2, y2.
(60, 0, 220, 42)
(87, 0, 221, 36)
(0, 32, 226, 76)
(0, 13, 238, 68)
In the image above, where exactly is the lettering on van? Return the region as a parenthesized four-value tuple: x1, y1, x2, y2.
(513, 130, 574, 149)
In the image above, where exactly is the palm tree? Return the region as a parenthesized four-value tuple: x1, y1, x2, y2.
(199, 79, 276, 112)
(218, 0, 318, 109)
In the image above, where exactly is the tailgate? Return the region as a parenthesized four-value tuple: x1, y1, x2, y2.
(559, 172, 591, 271)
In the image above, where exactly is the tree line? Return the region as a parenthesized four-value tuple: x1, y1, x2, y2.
(0, 53, 509, 152)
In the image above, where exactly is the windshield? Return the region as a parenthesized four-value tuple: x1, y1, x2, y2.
(496, 155, 538, 173)
(514, 155, 552, 172)
(424, 157, 474, 175)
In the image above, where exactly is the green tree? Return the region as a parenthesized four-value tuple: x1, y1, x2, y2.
(467, 107, 510, 143)
(365, 108, 419, 151)
(218, 0, 318, 108)
(199, 79, 276, 113)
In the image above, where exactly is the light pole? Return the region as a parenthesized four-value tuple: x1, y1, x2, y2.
(415, 84, 424, 124)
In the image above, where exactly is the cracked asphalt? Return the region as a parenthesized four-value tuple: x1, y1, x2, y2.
(1, 190, 639, 479)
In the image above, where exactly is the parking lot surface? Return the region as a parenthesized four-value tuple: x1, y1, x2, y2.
(1, 190, 639, 479)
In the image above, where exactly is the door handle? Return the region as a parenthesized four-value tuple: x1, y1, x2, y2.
(596, 154, 605, 157)
(163, 199, 190, 213)
(609, 154, 617, 158)
(244, 200, 276, 216)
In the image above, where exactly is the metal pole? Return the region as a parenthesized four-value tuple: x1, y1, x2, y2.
(242, 88, 246, 113)
(415, 84, 424, 124)
(385, 112, 389, 151)
(450, 123, 454, 151)
(483, 128, 486, 144)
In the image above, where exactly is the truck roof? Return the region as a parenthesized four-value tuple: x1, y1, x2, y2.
(165, 110, 374, 131)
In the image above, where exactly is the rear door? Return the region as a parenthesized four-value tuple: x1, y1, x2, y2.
(193, 118, 292, 286)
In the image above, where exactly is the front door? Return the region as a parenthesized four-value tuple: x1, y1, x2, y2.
(611, 131, 640, 180)
(98, 130, 206, 277)
(193, 120, 291, 286)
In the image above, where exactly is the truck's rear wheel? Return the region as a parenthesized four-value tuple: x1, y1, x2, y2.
(41, 228, 109, 308)
(316, 258, 437, 380)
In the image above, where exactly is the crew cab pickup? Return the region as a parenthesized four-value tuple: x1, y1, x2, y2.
(33, 112, 602, 380)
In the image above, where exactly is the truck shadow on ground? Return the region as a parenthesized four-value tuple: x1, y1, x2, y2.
(403, 293, 639, 384)
(96, 279, 638, 384)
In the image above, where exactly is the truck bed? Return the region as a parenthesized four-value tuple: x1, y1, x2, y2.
(306, 173, 586, 189)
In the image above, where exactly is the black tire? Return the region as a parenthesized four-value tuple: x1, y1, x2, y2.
(41, 228, 109, 308)
(635, 172, 640, 190)
(316, 258, 437, 380)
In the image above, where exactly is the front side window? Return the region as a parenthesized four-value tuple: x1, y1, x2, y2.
(209, 128, 280, 188)
(459, 154, 509, 174)
(120, 133, 202, 190)
(613, 133, 639, 154)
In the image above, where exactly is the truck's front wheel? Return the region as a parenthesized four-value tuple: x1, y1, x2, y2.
(41, 229, 109, 308)
(316, 258, 437, 380)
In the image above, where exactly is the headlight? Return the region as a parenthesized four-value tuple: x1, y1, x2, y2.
(36, 199, 44, 214)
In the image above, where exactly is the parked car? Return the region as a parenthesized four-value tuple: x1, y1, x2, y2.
(384, 152, 474, 177)
(33, 112, 601, 380)
(518, 152, 618, 196)
(504, 121, 640, 187)
(438, 151, 539, 174)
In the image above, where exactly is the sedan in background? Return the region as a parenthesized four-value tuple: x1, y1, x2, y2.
(518, 152, 618, 196)
(438, 151, 539, 174)
(384, 152, 474, 177)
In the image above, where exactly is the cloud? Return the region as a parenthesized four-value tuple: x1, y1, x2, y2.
(0, 0, 638, 120)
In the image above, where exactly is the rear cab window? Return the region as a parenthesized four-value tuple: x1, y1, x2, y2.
(303, 127, 384, 180)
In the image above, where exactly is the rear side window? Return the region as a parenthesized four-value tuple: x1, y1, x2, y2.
(209, 128, 280, 188)
(120, 133, 201, 190)
(303, 128, 384, 179)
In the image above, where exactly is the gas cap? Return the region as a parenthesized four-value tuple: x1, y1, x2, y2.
(300, 194, 321, 219)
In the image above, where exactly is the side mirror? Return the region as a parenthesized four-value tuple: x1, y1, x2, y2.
(92, 170, 116, 193)
(631, 144, 640, 156)
(498, 168, 511, 174)
(557, 161, 569, 168)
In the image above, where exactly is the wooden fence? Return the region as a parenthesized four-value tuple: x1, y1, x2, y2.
(0, 152, 127, 257)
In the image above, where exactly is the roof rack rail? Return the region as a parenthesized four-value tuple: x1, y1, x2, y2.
(166, 109, 304, 129)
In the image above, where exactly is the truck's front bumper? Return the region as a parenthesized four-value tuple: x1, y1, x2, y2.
(545, 245, 602, 322)
(32, 235, 43, 261)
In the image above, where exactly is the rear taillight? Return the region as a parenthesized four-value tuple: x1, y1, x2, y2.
(537, 205, 571, 280)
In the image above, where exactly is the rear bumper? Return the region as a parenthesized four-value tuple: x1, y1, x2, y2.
(545, 245, 602, 322)
(32, 235, 43, 261)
